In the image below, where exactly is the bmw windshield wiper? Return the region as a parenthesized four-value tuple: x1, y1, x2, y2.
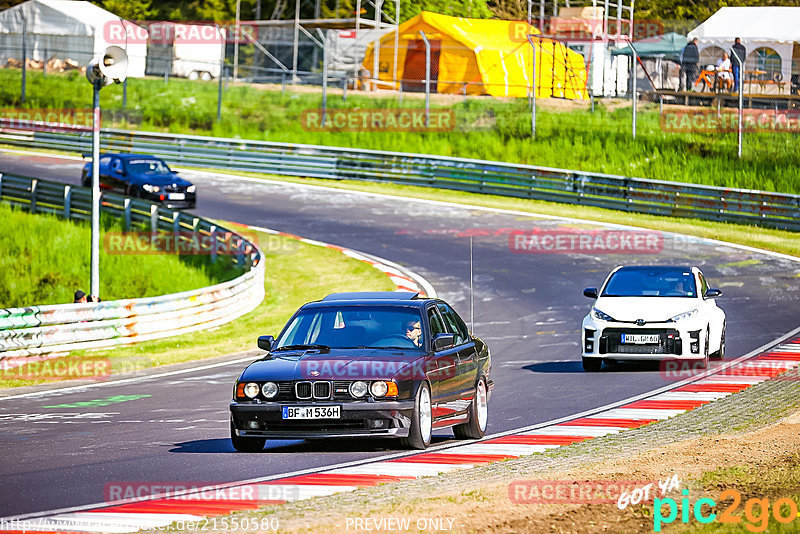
(274, 344, 330, 352)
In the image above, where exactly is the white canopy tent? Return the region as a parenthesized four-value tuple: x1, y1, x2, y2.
(0, 0, 147, 77)
(688, 7, 800, 89)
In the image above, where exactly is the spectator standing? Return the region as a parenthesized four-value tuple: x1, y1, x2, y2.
(731, 37, 746, 92)
(681, 37, 700, 92)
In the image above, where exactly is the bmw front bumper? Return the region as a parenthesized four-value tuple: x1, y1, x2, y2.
(230, 400, 416, 439)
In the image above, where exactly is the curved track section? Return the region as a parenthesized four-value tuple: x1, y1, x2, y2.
(0, 152, 799, 520)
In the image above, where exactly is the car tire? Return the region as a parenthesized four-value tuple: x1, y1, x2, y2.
(453, 377, 488, 440)
(711, 321, 726, 360)
(188, 71, 199, 80)
(200, 71, 213, 81)
(230, 419, 265, 452)
(401, 382, 432, 450)
(582, 357, 602, 372)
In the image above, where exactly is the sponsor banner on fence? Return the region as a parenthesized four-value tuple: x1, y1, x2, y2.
(300, 109, 455, 132)
(509, 229, 663, 254)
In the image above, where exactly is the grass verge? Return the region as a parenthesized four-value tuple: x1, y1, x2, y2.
(0, 201, 233, 308)
(0, 227, 396, 389)
(1, 69, 799, 193)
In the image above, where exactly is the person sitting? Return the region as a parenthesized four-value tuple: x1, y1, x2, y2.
(716, 53, 733, 92)
(405, 320, 422, 347)
(74, 289, 88, 304)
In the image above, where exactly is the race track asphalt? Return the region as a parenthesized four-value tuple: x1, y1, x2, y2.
(1, 152, 798, 518)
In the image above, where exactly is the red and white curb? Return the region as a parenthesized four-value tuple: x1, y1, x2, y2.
(238, 223, 437, 298)
(3, 334, 799, 533)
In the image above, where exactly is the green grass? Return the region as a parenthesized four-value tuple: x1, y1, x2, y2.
(675, 456, 800, 533)
(2, 69, 799, 193)
(0, 227, 396, 388)
(0, 202, 236, 308)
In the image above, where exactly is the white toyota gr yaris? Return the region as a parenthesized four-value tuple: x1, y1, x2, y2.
(581, 266, 726, 372)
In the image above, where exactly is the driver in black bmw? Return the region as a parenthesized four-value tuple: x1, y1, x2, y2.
(229, 292, 492, 451)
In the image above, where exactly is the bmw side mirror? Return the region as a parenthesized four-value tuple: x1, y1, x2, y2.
(583, 287, 598, 299)
(704, 288, 723, 299)
(432, 333, 455, 352)
(257, 335, 275, 351)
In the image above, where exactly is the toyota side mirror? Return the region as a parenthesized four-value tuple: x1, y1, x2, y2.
(704, 288, 723, 299)
(583, 287, 598, 299)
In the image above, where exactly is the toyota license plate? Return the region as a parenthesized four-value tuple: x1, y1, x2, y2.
(282, 406, 341, 419)
(167, 192, 185, 200)
(621, 333, 660, 344)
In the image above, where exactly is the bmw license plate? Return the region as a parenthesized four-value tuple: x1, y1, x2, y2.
(168, 192, 185, 200)
(282, 406, 341, 419)
(621, 333, 660, 344)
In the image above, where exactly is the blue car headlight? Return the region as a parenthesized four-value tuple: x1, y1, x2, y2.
(186, 185, 196, 193)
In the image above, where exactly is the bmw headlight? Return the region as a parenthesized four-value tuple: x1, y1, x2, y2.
(186, 185, 196, 193)
(243, 382, 260, 399)
(668, 309, 698, 322)
(142, 184, 160, 193)
(592, 307, 615, 322)
(370, 381, 389, 397)
(261, 382, 278, 399)
(349, 381, 368, 398)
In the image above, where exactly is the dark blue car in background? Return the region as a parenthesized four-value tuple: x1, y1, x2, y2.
(81, 153, 196, 209)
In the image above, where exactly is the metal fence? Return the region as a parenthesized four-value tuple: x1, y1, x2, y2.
(0, 120, 797, 230)
(0, 172, 265, 361)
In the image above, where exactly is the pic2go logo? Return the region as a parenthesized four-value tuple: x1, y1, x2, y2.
(654, 489, 800, 532)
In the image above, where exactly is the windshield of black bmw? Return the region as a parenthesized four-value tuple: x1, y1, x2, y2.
(126, 159, 172, 175)
(602, 269, 696, 298)
(274, 306, 424, 351)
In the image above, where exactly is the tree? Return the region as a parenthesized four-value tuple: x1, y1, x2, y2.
(101, 0, 156, 20)
(400, 0, 493, 21)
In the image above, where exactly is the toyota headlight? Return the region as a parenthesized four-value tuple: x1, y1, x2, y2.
(261, 381, 278, 399)
(243, 382, 260, 399)
(142, 184, 160, 193)
(592, 307, 615, 322)
(668, 309, 698, 322)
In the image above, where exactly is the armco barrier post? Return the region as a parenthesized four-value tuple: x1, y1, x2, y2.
(420, 31, 430, 128)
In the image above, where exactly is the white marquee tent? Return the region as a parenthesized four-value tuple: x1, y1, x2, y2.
(0, 0, 147, 77)
(688, 7, 800, 89)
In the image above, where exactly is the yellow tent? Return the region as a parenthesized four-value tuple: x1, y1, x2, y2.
(362, 11, 587, 99)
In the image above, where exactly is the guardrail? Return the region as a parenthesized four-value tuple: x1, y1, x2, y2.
(0, 172, 264, 362)
(0, 119, 798, 230)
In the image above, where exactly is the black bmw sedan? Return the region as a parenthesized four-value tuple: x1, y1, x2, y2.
(230, 292, 492, 451)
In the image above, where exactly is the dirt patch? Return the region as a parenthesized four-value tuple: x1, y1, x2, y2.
(267, 407, 800, 534)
